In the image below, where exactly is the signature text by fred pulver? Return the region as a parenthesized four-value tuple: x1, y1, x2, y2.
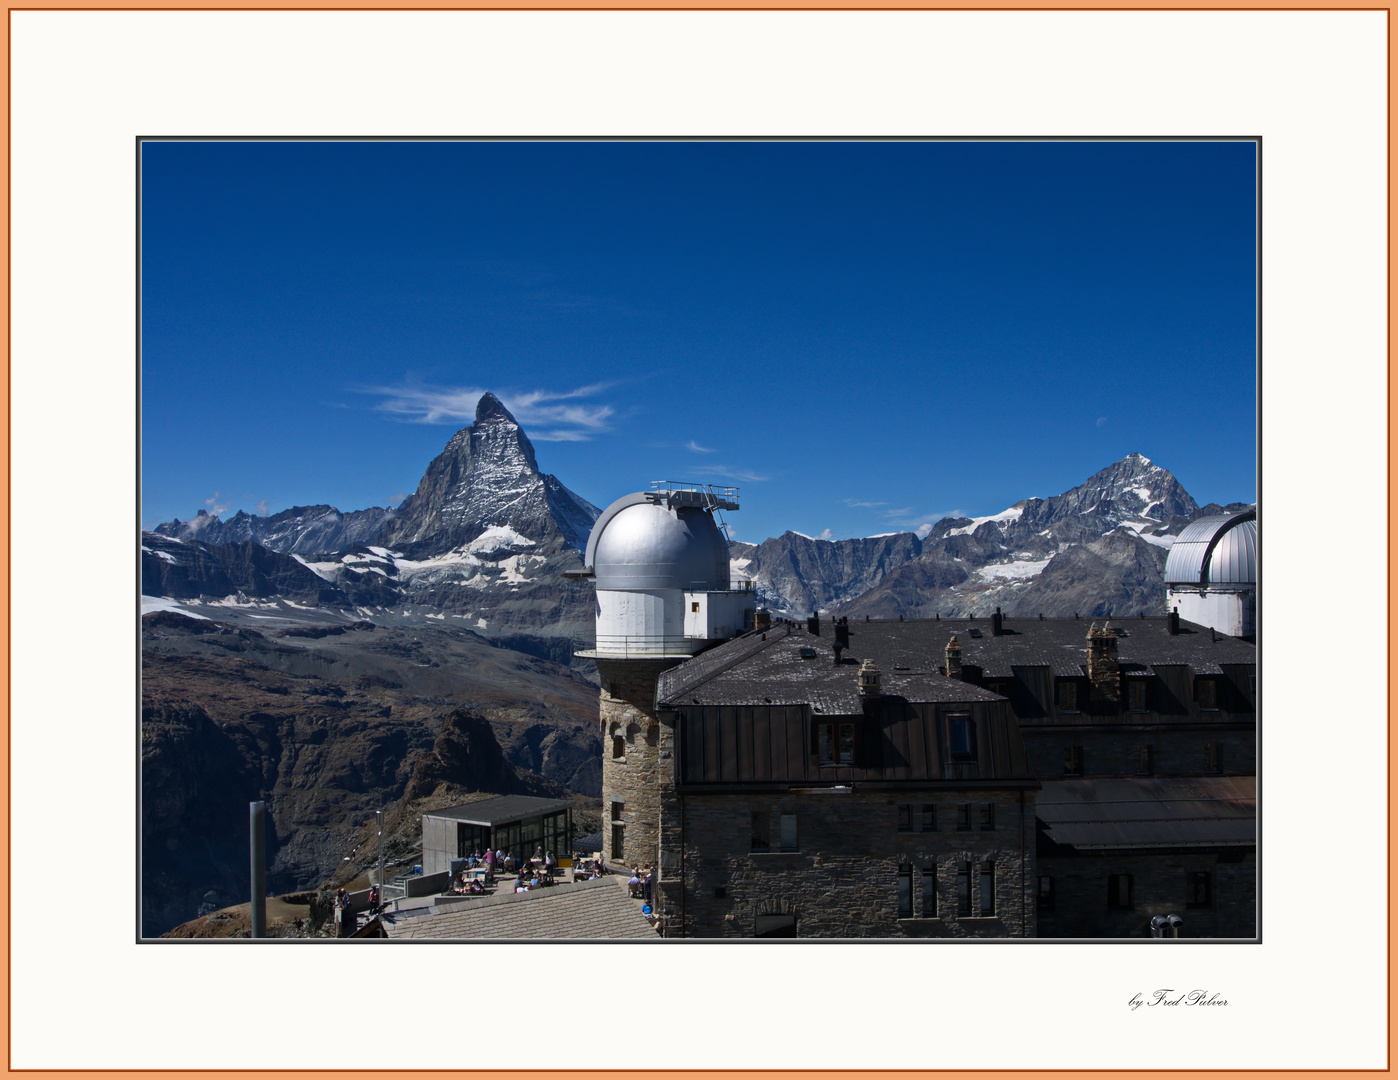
(1129, 990, 1228, 1010)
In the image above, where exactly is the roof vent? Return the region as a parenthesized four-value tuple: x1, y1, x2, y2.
(967, 627, 982, 638)
(799, 646, 817, 659)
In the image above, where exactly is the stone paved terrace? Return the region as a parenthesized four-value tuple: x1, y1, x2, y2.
(381, 874, 658, 940)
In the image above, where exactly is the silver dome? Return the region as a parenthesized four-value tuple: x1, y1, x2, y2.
(588, 495, 731, 591)
(1164, 510, 1257, 587)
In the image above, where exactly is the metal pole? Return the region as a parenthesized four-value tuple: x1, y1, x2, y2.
(249, 801, 266, 938)
(376, 810, 385, 909)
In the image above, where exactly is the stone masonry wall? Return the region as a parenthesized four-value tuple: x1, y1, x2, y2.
(596, 658, 683, 876)
(1020, 727, 1255, 779)
(1037, 850, 1255, 938)
(673, 788, 1036, 938)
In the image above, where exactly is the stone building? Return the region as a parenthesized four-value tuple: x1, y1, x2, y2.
(575, 485, 1257, 939)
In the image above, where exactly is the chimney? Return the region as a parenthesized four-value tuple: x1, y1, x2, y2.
(834, 619, 850, 649)
(945, 635, 962, 679)
(807, 611, 820, 636)
(992, 607, 1004, 637)
(755, 609, 771, 632)
(1086, 621, 1121, 701)
(1168, 608, 1180, 636)
(858, 658, 881, 699)
(833, 642, 845, 665)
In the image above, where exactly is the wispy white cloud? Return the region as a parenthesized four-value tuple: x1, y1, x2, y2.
(366, 383, 615, 442)
(815, 527, 835, 541)
(686, 440, 715, 454)
(692, 465, 770, 483)
(204, 491, 230, 516)
(1096, 416, 1108, 427)
(254, 498, 271, 516)
(844, 498, 888, 509)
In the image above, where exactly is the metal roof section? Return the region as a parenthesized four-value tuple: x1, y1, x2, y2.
(1038, 777, 1255, 850)
(422, 795, 574, 826)
(1163, 509, 1257, 587)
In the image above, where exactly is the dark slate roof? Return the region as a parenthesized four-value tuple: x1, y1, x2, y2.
(656, 616, 1253, 707)
(657, 623, 1002, 714)
(1038, 777, 1255, 850)
(422, 795, 573, 826)
(382, 876, 656, 940)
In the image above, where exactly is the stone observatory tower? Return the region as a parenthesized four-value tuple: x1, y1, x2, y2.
(576, 483, 755, 871)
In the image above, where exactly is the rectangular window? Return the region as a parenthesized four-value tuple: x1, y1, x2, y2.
(921, 867, 937, 918)
(612, 735, 625, 759)
(1206, 742, 1223, 774)
(946, 713, 976, 760)
(897, 864, 913, 918)
(779, 813, 798, 853)
(956, 804, 972, 831)
(817, 723, 855, 765)
(1108, 873, 1134, 910)
(1127, 680, 1148, 712)
(920, 804, 937, 832)
(957, 863, 972, 916)
(896, 804, 912, 832)
(611, 824, 624, 860)
(838, 723, 855, 764)
(1196, 678, 1218, 710)
(1037, 875, 1056, 912)
(691, 601, 700, 612)
(979, 803, 996, 831)
(1134, 744, 1154, 776)
(1187, 871, 1213, 908)
(1064, 745, 1084, 775)
(611, 800, 624, 821)
(979, 861, 995, 915)
(1056, 680, 1079, 712)
(750, 809, 770, 852)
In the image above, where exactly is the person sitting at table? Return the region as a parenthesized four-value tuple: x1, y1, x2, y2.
(628, 872, 642, 898)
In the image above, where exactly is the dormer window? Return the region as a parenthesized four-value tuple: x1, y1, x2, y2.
(1127, 680, 1148, 712)
(1056, 680, 1079, 712)
(946, 713, 976, 761)
(817, 722, 855, 765)
(1196, 678, 1219, 711)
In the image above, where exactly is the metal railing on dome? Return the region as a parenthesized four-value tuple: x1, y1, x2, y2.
(649, 481, 740, 511)
(589, 634, 705, 658)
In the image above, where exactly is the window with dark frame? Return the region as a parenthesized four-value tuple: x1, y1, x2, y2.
(979, 803, 996, 831)
(611, 800, 624, 821)
(779, 813, 798, 853)
(1056, 680, 1079, 712)
(979, 860, 995, 915)
(612, 735, 625, 759)
(896, 804, 912, 832)
(1134, 744, 1154, 776)
(956, 803, 972, 831)
(1037, 875, 1055, 912)
(921, 867, 937, 917)
(1196, 678, 1218, 710)
(920, 804, 937, 832)
(1065, 745, 1084, 775)
(946, 713, 976, 761)
(957, 862, 972, 916)
(1206, 742, 1223, 773)
(1127, 679, 1148, 712)
(1107, 873, 1134, 909)
(611, 825, 624, 860)
(897, 864, 913, 918)
(1187, 870, 1213, 908)
(750, 809, 770, 852)
(817, 722, 856, 765)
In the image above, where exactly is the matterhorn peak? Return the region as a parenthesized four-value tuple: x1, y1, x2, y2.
(475, 391, 516, 425)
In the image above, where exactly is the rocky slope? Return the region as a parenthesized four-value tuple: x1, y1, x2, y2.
(140, 610, 602, 936)
(153, 504, 397, 555)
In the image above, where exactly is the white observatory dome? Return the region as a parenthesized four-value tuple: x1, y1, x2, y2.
(589, 497, 730, 591)
(1164, 510, 1257, 588)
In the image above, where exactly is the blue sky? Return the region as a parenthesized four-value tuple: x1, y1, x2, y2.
(140, 140, 1257, 543)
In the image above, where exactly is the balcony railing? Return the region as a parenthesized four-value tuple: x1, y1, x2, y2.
(587, 634, 705, 658)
